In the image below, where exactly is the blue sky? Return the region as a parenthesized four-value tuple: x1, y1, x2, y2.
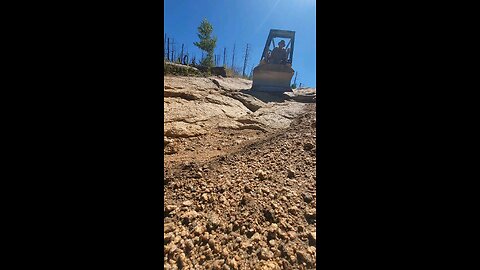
(164, 0, 316, 88)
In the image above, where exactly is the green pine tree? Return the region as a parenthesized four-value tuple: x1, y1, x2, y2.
(193, 18, 217, 68)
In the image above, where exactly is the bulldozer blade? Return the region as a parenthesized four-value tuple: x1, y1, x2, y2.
(251, 64, 294, 92)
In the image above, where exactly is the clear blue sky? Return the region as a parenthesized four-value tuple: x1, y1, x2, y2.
(164, 0, 316, 88)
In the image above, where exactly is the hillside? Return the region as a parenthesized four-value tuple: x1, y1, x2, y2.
(164, 75, 316, 269)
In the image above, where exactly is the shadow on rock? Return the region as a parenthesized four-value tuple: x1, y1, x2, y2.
(239, 89, 291, 103)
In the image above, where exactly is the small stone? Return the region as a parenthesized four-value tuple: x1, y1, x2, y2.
(287, 231, 297, 240)
(180, 210, 199, 224)
(261, 261, 280, 270)
(200, 232, 210, 242)
(240, 195, 253, 206)
(229, 259, 238, 269)
(207, 213, 221, 231)
(182, 200, 193, 207)
(240, 240, 252, 249)
(185, 239, 194, 251)
(177, 253, 186, 268)
(195, 171, 203, 178)
(164, 222, 175, 233)
(164, 145, 177, 155)
(208, 238, 216, 249)
(212, 259, 224, 270)
(256, 169, 268, 180)
(202, 193, 209, 201)
(304, 142, 314, 151)
(165, 205, 177, 213)
(277, 229, 288, 240)
(251, 232, 262, 242)
(289, 254, 297, 263)
(165, 242, 177, 254)
(304, 210, 316, 223)
(219, 195, 226, 203)
(296, 250, 314, 266)
(268, 239, 276, 246)
(288, 206, 298, 215)
(194, 225, 206, 236)
(263, 208, 277, 222)
(164, 232, 174, 243)
(302, 193, 313, 203)
(258, 247, 274, 260)
(246, 228, 255, 238)
(173, 235, 181, 244)
(308, 231, 316, 246)
(287, 169, 295, 178)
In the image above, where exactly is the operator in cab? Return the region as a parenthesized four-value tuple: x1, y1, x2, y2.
(268, 40, 288, 64)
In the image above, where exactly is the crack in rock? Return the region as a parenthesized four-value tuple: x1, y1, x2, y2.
(164, 90, 203, 100)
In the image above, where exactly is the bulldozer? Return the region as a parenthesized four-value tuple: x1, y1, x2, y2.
(251, 29, 295, 92)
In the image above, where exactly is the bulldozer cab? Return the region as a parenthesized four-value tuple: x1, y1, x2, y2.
(260, 30, 295, 65)
(252, 29, 296, 92)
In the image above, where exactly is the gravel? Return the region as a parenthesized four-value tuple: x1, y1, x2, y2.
(164, 104, 316, 269)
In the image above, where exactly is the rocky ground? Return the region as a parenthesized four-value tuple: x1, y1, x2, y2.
(164, 75, 316, 269)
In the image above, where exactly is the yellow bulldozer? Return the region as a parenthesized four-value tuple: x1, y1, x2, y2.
(252, 29, 295, 92)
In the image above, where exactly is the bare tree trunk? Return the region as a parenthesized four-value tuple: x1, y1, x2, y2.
(242, 44, 250, 77)
(231, 43, 236, 70)
(180, 44, 184, 63)
(167, 37, 170, 61)
(171, 38, 175, 62)
(223, 47, 226, 67)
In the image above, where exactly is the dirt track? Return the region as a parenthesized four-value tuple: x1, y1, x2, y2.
(164, 76, 316, 269)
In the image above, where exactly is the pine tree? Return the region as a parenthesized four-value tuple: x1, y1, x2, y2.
(193, 18, 217, 67)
